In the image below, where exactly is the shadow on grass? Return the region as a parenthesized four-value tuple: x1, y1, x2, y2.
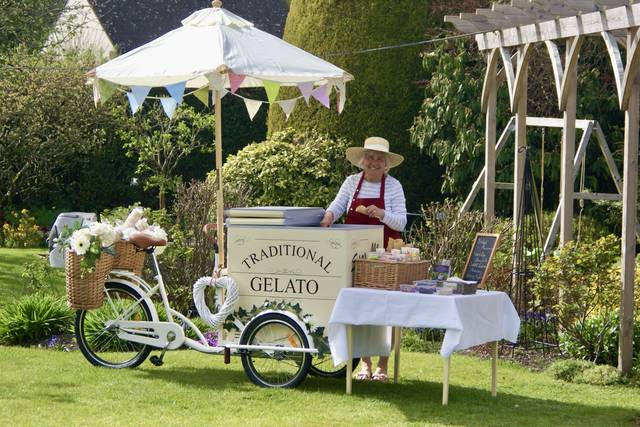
(131, 362, 639, 426)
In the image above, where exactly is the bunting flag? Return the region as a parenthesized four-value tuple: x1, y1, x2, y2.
(311, 84, 330, 108)
(278, 98, 297, 120)
(126, 92, 142, 115)
(165, 81, 186, 105)
(94, 79, 118, 106)
(193, 86, 210, 107)
(244, 98, 263, 120)
(229, 72, 246, 94)
(160, 97, 178, 118)
(297, 82, 314, 104)
(262, 80, 281, 103)
(206, 72, 224, 91)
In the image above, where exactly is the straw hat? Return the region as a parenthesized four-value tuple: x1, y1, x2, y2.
(345, 137, 404, 169)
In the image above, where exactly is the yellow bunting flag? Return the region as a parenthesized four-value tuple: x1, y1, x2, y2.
(262, 80, 281, 103)
(193, 86, 210, 107)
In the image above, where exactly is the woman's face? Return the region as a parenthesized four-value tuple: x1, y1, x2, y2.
(362, 150, 386, 181)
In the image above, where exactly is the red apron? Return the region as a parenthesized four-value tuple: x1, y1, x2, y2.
(344, 173, 401, 245)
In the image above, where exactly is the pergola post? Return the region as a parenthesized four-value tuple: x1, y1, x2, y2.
(560, 40, 578, 245)
(512, 46, 528, 290)
(618, 30, 639, 375)
(483, 49, 499, 225)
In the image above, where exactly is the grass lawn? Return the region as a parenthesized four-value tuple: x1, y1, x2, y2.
(0, 248, 65, 306)
(1, 346, 639, 426)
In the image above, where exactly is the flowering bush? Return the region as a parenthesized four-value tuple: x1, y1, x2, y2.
(59, 221, 118, 272)
(0, 209, 45, 248)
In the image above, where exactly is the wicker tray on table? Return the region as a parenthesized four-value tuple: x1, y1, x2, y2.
(353, 259, 428, 291)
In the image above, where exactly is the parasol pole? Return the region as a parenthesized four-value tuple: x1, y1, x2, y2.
(214, 88, 225, 269)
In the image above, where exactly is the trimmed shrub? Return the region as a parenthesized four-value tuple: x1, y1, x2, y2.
(267, 0, 442, 211)
(222, 128, 351, 208)
(546, 359, 593, 382)
(0, 293, 73, 345)
(574, 364, 623, 386)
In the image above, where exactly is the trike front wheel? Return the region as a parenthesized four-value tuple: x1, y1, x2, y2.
(240, 313, 311, 388)
(75, 281, 153, 368)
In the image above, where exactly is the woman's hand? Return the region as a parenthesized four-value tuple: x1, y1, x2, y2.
(365, 205, 385, 220)
(202, 223, 217, 236)
(320, 211, 334, 227)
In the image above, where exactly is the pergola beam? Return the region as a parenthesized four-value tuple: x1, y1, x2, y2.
(475, 3, 640, 51)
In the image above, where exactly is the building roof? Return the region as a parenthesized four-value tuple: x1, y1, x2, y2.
(87, 0, 289, 53)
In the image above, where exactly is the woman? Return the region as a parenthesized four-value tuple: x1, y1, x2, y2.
(320, 136, 407, 381)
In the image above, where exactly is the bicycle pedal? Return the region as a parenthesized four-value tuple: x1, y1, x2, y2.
(149, 355, 164, 366)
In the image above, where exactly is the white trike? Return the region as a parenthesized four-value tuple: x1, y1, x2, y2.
(73, 233, 353, 388)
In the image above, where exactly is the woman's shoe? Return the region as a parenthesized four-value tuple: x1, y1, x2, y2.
(371, 368, 389, 382)
(354, 369, 371, 380)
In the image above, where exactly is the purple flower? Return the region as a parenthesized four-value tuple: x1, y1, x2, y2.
(203, 331, 218, 347)
(47, 335, 60, 348)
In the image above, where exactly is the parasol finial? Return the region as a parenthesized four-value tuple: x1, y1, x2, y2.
(211, 0, 222, 8)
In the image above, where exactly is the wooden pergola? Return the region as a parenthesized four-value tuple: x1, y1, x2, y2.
(446, 0, 638, 374)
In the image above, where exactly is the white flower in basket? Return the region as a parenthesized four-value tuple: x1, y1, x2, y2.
(61, 222, 117, 272)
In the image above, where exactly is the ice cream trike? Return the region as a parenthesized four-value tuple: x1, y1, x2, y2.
(73, 221, 382, 388)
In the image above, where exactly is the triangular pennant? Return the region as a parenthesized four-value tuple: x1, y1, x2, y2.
(311, 84, 330, 108)
(262, 80, 281, 103)
(165, 81, 186, 105)
(126, 92, 141, 115)
(193, 86, 210, 107)
(93, 81, 100, 107)
(160, 97, 178, 119)
(206, 72, 224, 91)
(277, 98, 297, 120)
(131, 86, 151, 108)
(229, 72, 246, 94)
(297, 82, 314, 104)
(243, 98, 263, 120)
(95, 79, 118, 105)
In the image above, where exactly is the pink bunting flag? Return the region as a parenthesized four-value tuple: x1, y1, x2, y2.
(311, 84, 330, 108)
(229, 72, 246, 94)
(297, 82, 314, 104)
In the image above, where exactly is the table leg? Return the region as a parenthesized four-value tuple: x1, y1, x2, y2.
(393, 327, 401, 384)
(491, 340, 498, 397)
(346, 325, 353, 395)
(442, 356, 450, 406)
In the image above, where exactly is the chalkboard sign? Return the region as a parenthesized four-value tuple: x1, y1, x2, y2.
(462, 233, 500, 287)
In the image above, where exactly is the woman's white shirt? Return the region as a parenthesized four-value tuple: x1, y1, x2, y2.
(326, 172, 407, 231)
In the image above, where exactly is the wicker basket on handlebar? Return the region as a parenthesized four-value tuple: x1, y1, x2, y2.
(65, 251, 113, 310)
(112, 241, 145, 275)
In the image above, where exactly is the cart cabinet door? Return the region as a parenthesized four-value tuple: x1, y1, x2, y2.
(227, 225, 382, 328)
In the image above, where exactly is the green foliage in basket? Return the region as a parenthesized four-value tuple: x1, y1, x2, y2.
(1, 209, 45, 248)
(0, 293, 73, 345)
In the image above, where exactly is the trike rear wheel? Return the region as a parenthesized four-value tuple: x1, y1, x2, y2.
(240, 313, 311, 388)
(75, 281, 153, 368)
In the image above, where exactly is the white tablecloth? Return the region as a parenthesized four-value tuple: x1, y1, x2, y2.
(328, 288, 520, 365)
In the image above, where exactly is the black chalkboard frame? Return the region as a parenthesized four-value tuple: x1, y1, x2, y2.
(461, 233, 500, 288)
